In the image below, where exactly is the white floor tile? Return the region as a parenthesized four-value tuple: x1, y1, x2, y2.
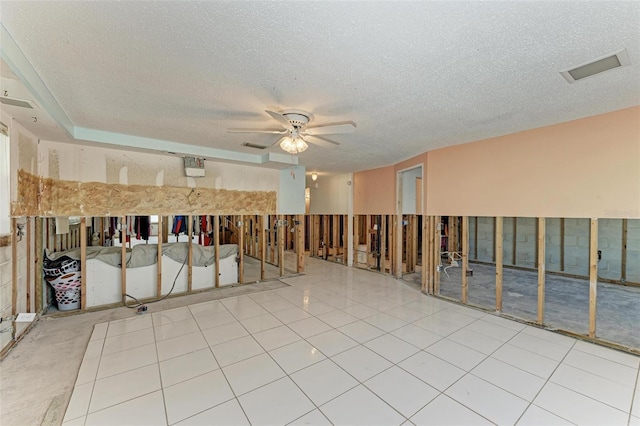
(337, 320, 385, 343)
(384, 305, 428, 322)
(259, 298, 296, 313)
(106, 315, 152, 338)
(365, 366, 439, 418)
(365, 334, 420, 364)
(534, 382, 628, 425)
(152, 306, 193, 326)
(90, 323, 108, 341)
(429, 309, 478, 327)
(159, 348, 219, 388)
(163, 370, 234, 425)
(410, 394, 492, 425)
(633, 390, 640, 417)
(302, 300, 336, 316)
(630, 416, 640, 426)
(471, 357, 545, 401)
(549, 364, 634, 412)
(342, 303, 380, 319)
(252, 325, 301, 351)
(238, 377, 315, 426)
(332, 345, 393, 382)
(248, 291, 283, 304)
(364, 312, 408, 332)
(222, 353, 285, 395)
(62, 416, 86, 426)
(412, 316, 462, 337)
(175, 398, 249, 426)
(201, 321, 247, 347)
(290, 359, 358, 406)
(188, 300, 227, 316)
(482, 313, 526, 331)
(192, 310, 237, 330)
(464, 318, 520, 342)
(240, 313, 283, 334)
(269, 340, 326, 374)
(156, 331, 208, 362)
(521, 325, 576, 347)
(492, 343, 560, 379)
(398, 351, 465, 391)
(563, 348, 638, 387)
(572, 340, 640, 369)
(425, 338, 486, 371)
(306, 329, 359, 357)
(83, 339, 104, 360)
(508, 332, 571, 361)
(85, 390, 166, 426)
(447, 327, 505, 355)
(75, 356, 100, 386)
(320, 385, 405, 426)
(89, 364, 161, 413)
(288, 316, 333, 339)
(316, 310, 358, 328)
(272, 306, 313, 324)
(445, 374, 528, 425)
(154, 318, 200, 341)
(210, 335, 264, 367)
(226, 304, 268, 320)
(102, 327, 155, 356)
(391, 324, 442, 349)
(516, 405, 574, 425)
(288, 409, 332, 426)
(95, 343, 158, 379)
(63, 382, 93, 422)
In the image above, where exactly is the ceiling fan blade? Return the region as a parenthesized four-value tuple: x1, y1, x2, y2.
(304, 122, 356, 135)
(227, 128, 288, 134)
(303, 134, 340, 149)
(265, 109, 293, 130)
(271, 136, 287, 147)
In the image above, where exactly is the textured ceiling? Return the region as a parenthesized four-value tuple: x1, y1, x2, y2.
(1, 1, 639, 174)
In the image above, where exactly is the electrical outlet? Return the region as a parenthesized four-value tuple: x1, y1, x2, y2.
(597, 250, 602, 261)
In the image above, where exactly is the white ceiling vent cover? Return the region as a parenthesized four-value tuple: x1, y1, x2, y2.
(560, 49, 631, 83)
(0, 96, 35, 109)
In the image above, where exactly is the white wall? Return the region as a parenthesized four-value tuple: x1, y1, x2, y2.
(308, 174, 351, 214)
(400, 167, 422, 214)
(278, 166, 306, 214)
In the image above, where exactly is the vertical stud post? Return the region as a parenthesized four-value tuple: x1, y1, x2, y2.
(495, 216, 503, 312)
(537, 218, 546, 325)
(589, 218, 598, 338)
(461, 216, 469, 304)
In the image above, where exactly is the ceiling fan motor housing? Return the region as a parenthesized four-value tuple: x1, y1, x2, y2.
(281, 110, 313, 128)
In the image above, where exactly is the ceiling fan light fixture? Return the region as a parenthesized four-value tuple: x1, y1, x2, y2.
(280, 136, 308, 154)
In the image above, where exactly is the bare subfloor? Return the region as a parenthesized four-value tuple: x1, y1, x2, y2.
(404, 263, 640, 350)
(0, 280, 287, 426)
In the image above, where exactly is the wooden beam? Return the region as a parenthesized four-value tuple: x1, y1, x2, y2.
(461, 216, 469, 304)
(560, 218, 565, 271)
(297, 214, 304, 273)
(434, 216, 441, 292)
(411, 215, 418, 273)
(260, 215, 266, 280)
(157, 216, 163, 297)
(380, 216, 387, 272)
(238, 216, 244, 283)
(421, 215, 428, 293)
(11, 218, 18, 317)
(80, 217, 87, 310)
(474, 217, 478, 259)
(187, 215, 193, 292)
(428, 216, 435, 294)
(495, 217, 504, 312)
(121, 216, 127, 304)
(537, 218, 545, 325)
(279, 215, 285, 276)
(35, 218, 43, 313)
(26, 218, 31, 313)
(621, 218, 627, 282)
(214, 215, 220, 288)
(589, 218, 598, 338)
(512, 217, 517, 265)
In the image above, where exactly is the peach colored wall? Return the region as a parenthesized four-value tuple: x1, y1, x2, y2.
(426, 107, 640, 218)
(353, 166, 396, 214)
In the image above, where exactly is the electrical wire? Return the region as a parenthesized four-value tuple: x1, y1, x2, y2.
(124, 252, 189, 309)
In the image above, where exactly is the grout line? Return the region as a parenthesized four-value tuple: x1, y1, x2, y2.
(627, 364, 640, 426)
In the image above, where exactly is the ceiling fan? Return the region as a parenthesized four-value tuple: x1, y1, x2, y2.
(228, 108, 356, 154)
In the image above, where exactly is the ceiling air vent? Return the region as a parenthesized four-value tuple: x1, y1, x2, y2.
(560, 49, 630, 83)
(0, 96, 34, 109)
(242, 142, 268, 150)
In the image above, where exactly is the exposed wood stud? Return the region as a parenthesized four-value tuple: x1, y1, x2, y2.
(622, 218, 628, 282)
(589, 218, 598, 338)
(495, 216, 503, 312)
(428, 216, 435, 294)
(434, 216, 441, 291)
(35, 218, 43, 313)
(157, 216, 163, 297)
(187, 215, 193, 292)
(279, 215, 285, 277)
(239, 215, 244, 283)
(260, 215, 266, 280)
(80, 217, 87, 310)
(11, 218, 18, 319)
(474, 217, 478, 259)
(512, 217, 517, 265)
(381, 216, 387, 272)
(214, 215, 220, 288)
(297, 214, 305, 273)
(537, 218, 545, 325)
(560, 218, 565, 271)
(461, 216, 469, 304)
(121, 216, 127, 304)
(26, 218, 31, 313)
(421, 215, 428, 293)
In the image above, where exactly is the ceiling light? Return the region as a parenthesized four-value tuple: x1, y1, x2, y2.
(280, 137, 308, 154)
(311, 172, 318, 181)
(560, 49, 630, 83)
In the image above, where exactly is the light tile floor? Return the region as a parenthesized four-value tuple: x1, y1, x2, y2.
(63, 257, 640, 425)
